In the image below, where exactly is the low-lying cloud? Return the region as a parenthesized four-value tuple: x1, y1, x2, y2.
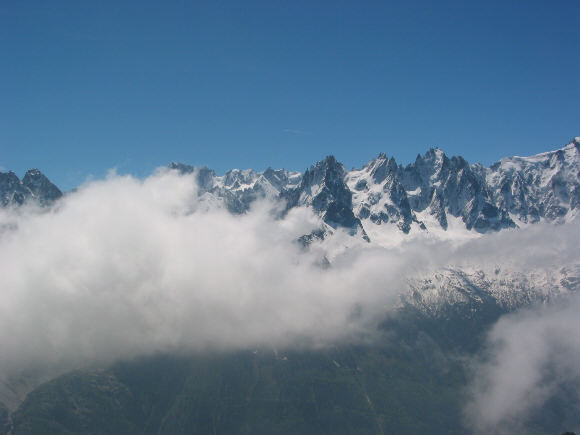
(0, 169, 409, 375)
(0, 168, 579, 431)
(465, 294, 580, 433)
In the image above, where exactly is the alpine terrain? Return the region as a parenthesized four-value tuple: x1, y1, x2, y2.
(0, 138, 579, 434)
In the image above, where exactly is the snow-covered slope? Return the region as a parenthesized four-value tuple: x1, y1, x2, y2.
(347, 147, 516, 235)
(487, 139, 580, 224)
(403, 264, 580, 319)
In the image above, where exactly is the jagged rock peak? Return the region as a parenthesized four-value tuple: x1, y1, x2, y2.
(262, 167, 291, 190)
(23, 168, 43, 177)
(299, 155, 346, 190)
(22, 169, 63, 204)
(281, 155, 364, 234)
(370, 155, 399, 184)
(420, 146, 448, 163)
(168, 162, 195, 174)
(0, 169, 62, 207)
(313, 155, 345, 174)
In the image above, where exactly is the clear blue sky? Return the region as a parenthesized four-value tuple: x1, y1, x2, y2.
(1, 0, 578, 190)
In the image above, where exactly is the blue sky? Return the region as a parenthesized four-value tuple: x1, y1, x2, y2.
(1, 0, 578, 190)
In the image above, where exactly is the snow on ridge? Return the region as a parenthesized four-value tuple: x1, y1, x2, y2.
(497, 138, 579, 166)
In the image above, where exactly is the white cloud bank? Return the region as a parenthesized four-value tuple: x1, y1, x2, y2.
(0, 169, 409, 375)
(0, 168, 578, 432)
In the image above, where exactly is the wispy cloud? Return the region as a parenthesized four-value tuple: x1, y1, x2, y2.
(282, 128, 311, 135)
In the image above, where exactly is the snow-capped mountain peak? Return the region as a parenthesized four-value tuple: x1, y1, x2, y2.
(2, 139, 578, 239)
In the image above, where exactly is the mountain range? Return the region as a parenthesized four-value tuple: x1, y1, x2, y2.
(3, 138, 578, 237)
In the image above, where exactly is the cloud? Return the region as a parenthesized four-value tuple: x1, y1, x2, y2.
(0, 166, 578, 423)
(464, 296, 580, 433)
(0, 169, 405, 376)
